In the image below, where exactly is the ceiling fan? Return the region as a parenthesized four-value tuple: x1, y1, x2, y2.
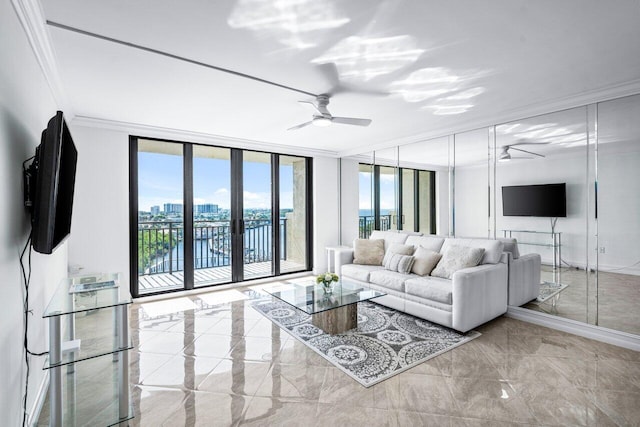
(499, 141, 550, 161)
(288, 95, 372, 130)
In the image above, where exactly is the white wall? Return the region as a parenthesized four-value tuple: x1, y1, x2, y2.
(0, 2, 67, 424)
(313, 156, 340, 273)
(436, 169, 450, 236)
(598, 147, 640, 274)
(454, 165, 488, 238)
(67, 126, 130, 284)
(339, 158, 359, 245)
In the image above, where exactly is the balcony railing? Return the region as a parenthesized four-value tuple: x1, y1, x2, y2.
(358, 215, 393, 239)
(138, 219, 287, 275)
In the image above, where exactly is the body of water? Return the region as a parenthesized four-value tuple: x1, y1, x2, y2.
(147, 224, 279, 273)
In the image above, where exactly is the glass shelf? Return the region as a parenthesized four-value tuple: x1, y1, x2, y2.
(38, 354, 135, 426)
(44, 273, 132, 317)
(44, 341, 133, 370)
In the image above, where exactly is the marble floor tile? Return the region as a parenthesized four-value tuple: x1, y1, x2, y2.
(580, 387, 640, 426)
(40, 282, 640, 427)
(139, 354, 223, 390)
(446, 378, 537, 424)
(318, 367, 390, 409)
(239, 396, 319, 426)
(137, 330, 196, 355)
(130, 385, 191, 427)
(183, 333, 241, 358)
(384, 373, 460, 416)
(161, 390, 249, 427)
(255, 363, 329, 401)
(197, 359, 273, 396)
(316, 404, 400, 426)
(510, 381, 603, 426)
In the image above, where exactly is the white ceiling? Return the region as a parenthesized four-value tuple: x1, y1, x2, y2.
(40, 0, 640, 156)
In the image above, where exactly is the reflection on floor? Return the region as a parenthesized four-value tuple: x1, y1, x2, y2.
(38, 277, 640, 426)
(523, 266, 640, 335)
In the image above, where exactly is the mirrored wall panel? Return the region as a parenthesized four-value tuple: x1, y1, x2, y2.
(340, 92, 640, 337)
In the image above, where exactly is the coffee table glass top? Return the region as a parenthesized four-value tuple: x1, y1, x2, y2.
(264, 279, 385, 315)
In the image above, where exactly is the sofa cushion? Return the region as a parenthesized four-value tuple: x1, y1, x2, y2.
(369, 231, 409, 252)
(431, 245, 485, 279)
(353, 239, 384, 265)
(498, 237, 520, 260)
(382, 243, 415, 265)
(369, 270, 413, 292)
(405, 235, 445, 253)
(411, 247, 442, 276)
(441, 238, 504, 265)
(341, 264, 382, 282)
(405, 276, 453, 305)
(384, 253, 415, 274)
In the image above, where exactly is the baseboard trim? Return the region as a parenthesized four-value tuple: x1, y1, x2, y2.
(28, 369, 49, 427)
(506, 307, 640, 351)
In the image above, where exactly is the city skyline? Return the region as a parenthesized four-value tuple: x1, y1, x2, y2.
(138, 151, 296, 212)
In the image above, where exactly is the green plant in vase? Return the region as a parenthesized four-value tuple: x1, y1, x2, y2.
(316, 272, 339, 294)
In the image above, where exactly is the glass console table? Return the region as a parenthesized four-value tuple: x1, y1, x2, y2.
(502, 229, 562, 284)
(43, 273, 133, 426)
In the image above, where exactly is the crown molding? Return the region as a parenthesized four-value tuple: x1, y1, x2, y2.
(339, 79, 640, 158)
(71, 115, 340, 158)
(11, 0, 73, 116)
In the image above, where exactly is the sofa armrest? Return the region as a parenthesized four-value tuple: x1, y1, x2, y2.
(508, 253, 541, 306)
(334, 248, 354, 276)
(451, 262, 508, 332)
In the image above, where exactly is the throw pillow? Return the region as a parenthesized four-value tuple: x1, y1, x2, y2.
(353, 239, 385, 265)
(411, 246, 442, 276)
(431, 245, 485, 279)
(382, 243, 415, 266)
(384, 253, 415, 274)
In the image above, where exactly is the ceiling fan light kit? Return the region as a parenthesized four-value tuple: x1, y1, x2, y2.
(288, 94, 372, 131)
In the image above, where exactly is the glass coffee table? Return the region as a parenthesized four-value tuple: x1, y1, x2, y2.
(264, 279, 385, 334)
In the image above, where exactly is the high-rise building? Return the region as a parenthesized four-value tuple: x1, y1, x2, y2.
(196, 204, 219, 214)
(150, 205, 160, 215)
(164, 203, 183, 214)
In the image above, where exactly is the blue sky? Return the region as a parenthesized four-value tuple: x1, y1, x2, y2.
(138, 151, 294, 211)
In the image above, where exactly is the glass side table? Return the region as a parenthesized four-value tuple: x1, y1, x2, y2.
(43, 273, 133, 426)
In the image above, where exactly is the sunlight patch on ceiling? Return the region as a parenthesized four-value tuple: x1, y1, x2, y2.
(391, 68, 487, 115)
(311, 35, 424, 81)
(498, 122, 588, 147)
(228, 0, 349, 50)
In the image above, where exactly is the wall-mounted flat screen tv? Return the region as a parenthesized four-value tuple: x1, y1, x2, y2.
(502, 183, 566, 217)
(29, 111, 78, 254)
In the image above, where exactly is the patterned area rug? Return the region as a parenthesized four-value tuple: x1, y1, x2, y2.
(537, 281, 569, 303)
(250, 298, 480, 387)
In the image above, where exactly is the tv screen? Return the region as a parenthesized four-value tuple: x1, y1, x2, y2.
(502, 183, 566, 217)
(30, 111, 78, 254)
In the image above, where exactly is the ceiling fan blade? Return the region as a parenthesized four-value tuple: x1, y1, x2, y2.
(316, 62, 388, 97)
(510, 156, 535, 159)
(510, 146, 545, 157)
(298, 101, 321, 114)
(331, 117, 372, 127)
(510, 140, 552, 146)
(287, 121, 314, 131)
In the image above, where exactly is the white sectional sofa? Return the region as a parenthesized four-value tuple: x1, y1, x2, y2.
(335, 231, 508, 333)
(499, 238, 542, 306)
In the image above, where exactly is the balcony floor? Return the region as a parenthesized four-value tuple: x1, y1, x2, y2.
(138, 260, 307, 293)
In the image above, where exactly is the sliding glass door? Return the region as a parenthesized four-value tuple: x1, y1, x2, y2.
(130, 138, 312, 297)
(193, 145, 232, 287)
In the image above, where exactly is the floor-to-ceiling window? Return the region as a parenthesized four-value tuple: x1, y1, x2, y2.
(130, 137, 312, 297)
(357, 162, 436, 238)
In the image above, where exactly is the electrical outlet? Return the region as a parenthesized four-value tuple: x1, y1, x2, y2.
(599, 247, 606, 254)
